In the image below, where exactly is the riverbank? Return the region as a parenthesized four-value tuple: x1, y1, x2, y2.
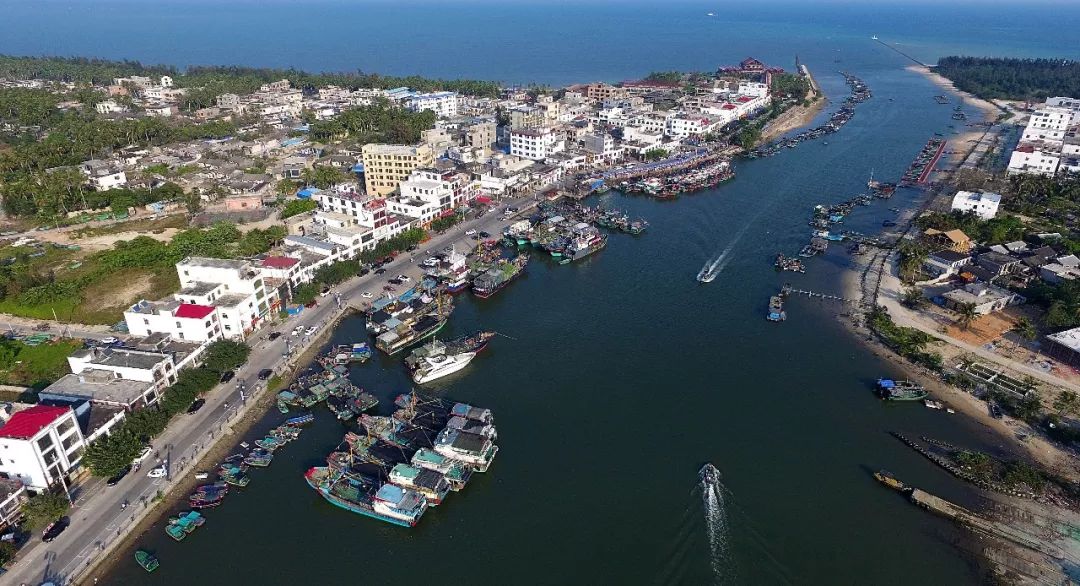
(759, 96, 828, 144)
(78, 314, 350, 583)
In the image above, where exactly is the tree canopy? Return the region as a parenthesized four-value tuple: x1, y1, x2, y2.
(21, 492, 69, 530)
(935, 56, 1080, 101)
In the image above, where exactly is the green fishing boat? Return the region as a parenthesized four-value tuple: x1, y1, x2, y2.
(876, 379, 928, 401)
(135, 549, 159, 572)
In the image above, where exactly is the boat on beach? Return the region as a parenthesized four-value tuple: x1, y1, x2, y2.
(876, 378, 928, 401)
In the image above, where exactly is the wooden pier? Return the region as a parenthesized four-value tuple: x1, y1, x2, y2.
(781, 284, 853, 304)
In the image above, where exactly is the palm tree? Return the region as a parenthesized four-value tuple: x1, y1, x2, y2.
(956, 302, 978, 329)
(901, 287, 924, 308)
(1010, 316, 1037, 350)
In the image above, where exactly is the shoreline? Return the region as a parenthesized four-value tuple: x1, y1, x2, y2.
(79, 314, 347, 583)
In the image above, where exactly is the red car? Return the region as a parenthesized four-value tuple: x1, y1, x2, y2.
(304, 299, 318, 308)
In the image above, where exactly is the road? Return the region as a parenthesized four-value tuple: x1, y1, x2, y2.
(2, 196, 537, 586)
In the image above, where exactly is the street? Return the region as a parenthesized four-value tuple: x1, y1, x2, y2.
(3, 196, 534, 586)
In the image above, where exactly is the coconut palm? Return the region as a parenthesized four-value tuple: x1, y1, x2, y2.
(1010, 316, 1037, 350)
(956, 302, 978, 329)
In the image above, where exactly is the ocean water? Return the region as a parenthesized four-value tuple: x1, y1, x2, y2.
(1, 0, 1079, 86)
(5, 1, 1077, 584)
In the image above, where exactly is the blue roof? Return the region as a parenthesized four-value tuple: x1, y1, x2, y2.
(352, 163, 365, 173)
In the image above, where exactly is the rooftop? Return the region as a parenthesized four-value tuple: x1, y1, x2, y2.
(174, 303, 215, 319)
(178, 257, 250, 271)
(42, 371, 152, 407)
(0, 405, 71, 439)
(1048, 326, 1080, 353)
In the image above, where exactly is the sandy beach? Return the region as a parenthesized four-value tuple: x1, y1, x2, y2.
(905, 64, 1003, 164)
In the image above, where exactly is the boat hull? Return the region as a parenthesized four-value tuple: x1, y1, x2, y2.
(305, 469, 416, 527)
(413, 352, 476, 384)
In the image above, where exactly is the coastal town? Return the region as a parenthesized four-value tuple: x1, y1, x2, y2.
(0, 55, 827, 583)
(0, 39, 1078, 585)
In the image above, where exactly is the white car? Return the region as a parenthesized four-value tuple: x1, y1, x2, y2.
(147, 465, 167, 479)
(100, 336, 118, 345)
(304, 326, 317, 336)
(361, 292, 373, 299)
(133, 446, 152, 463)
(396, 275, 411, 283)
(292, 326, 303, 336)
(464, 229, 477, 236)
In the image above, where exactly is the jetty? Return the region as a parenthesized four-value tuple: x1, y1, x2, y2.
(872, 37, 929, 67)
(875, 472, 1065, 560)
(781, 284, 853, 304)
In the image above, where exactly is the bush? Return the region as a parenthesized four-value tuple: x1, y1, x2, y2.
(281, 199, 317, 219)
(429, 214, 462, 233)
(21, 492, 69, 530)
(202, 339, 251, 373)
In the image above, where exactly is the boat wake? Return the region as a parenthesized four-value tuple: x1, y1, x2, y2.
(699, 464, 732, 583)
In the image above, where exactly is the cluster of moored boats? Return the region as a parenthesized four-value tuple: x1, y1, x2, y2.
(900, 137, 946, 186)
(747, 72, 871, 157)
(616, 159, 734, 198)
(502, 201, 648, 265)
(306, 392, 498, 527)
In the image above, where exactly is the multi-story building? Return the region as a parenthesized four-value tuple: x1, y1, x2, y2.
(465, 120, 498, 151)
(0, 478, 27, 530)
(508, 105, 545, 130)
(510, 128, 564, 161)
(406, 92, 459, 118)
(387, 168, 472, 224)
(79, 160, 127, 191)
(0, 404, 86, 490)
(124, 300, 223, 343)
(175, 257, 270, 339)
(585, 83, 627, 103)
(361, 143, 435, 196)
(1008, 143, 1061, 176)
(665, 115, 719, 139)
(950, 190, 1002, 219)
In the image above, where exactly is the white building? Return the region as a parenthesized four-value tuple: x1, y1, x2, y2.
(1008, 144, 1061, 176)
(79, 160, 128, 191)
(737, 82, 770, 98)
(386, 168, 471, 224)
(95, 100, 125, 115)
(665, 115, 718, 139)
(510, 128, 564, 161)
(175, 258, 270, 339)
(124, 300, 223, 343)
(406, 92, 459, 118)
(0, 405, 86, 490)
(1028, 106, 1073, 132)
(950, 190, 1002, 220)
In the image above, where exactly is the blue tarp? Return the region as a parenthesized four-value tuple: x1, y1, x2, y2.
(878, 379, 896, 388)
(297, 188, 318, 199)
(352, 163, 365, 173)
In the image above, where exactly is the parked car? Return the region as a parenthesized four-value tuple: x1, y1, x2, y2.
(304, 326, 317, 336)
(396, 275, 411, 283)
(106, 466, 131, 486)
(388, 278, 403, 285)
(358, 267, 371, 276)
(41, 519, 68, 543)
(304, 299, 318, 308)
(479, 231, 491, 238)
(374, 268, 387, 275)
(258, 369, 273, 380)
(268, 331, 282, 341)
(219, 370, 235, 384)
(147, 465, 167, 479)
(320, 287, 331, 297)
(133, 445, 152, 464)
(292, 326, 303, 336)
(186, 398, 206, 414)
(361, 292, 373, 299)
(465, 229, 477, 236)
(100, 336, 118, 345)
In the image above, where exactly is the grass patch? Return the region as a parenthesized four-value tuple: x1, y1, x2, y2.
(71, 214, 188, 239)
(0, 338, 81, 389)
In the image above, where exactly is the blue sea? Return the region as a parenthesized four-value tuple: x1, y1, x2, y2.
(1, 0, 1079, 85)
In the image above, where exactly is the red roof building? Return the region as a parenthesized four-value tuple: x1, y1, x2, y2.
(0, 405, 70, 440)
(261, 256, 300, 270)
(174, 303, 216, 320)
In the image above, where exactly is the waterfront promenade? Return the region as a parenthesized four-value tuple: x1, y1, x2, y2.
(3, 192, 539, 586)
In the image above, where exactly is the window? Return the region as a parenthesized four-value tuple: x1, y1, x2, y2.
(56, 419, 75, 437)
(144, 319, 149, 325)
(36, 435, 54, 453)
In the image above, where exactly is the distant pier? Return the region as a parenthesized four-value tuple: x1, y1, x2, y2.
(873, 38, 929, 67)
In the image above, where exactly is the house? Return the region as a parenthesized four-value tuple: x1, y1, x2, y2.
(923, 228, 972, 253)
(0, 404, 86, 490)
(175, 258, 271, 339)
(39, 343, 199, 410)
(0, 478, 27, 530)
(79, 160, 127, 191)
(940, 282, 1023, 315)
(951, 190, 1002, 219)
(510, 128, 564, 161)
(95, 100, 125, 115)
(124, 300, 223, 343)
(922, 250, 970, 279)
(1046, 326, 1080, 366)
(975, 251, 1020, 278)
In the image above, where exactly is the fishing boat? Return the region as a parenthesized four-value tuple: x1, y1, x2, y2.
(874, 470, 906, 491)
(135, 550, 159, 572)
(389, 463, 451, 505)
(876, 378, 928, 401)
(305, 467, 427, 527)
(472, 254, 529, 298)
(924, 399, 944, 410)
(375, 312, 449, 355)
(434, 427, 499, 472)
(349, 343, 372, 362)
(165, 511, 205, 540)
(285, 412, 315, 426)
(766, 295, 786, 322)
(244, 449, 273, 467)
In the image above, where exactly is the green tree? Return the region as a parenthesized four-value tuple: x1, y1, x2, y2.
(21, 492, 69, 530)
(1010, 316, 1037, 350)
(642, 148, 669, 162)
(1053, 390, 1079, 416)
(901, 287, 924, 309)
(202, 339, 251, 373)
(281, 198, 317, 219)
(0, 540, 16, 566)
(955, 302, 978, 329)
(897, 241, 929, 284)
(82, 431, 142, 478)
(276, 178, 301, 197)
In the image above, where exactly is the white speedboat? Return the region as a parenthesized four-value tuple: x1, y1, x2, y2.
(412, 351, 477, 384)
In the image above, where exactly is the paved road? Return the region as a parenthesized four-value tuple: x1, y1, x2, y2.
(3, 196, 535, 586)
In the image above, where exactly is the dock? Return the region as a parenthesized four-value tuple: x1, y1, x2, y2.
(781, 284, 853, 304)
